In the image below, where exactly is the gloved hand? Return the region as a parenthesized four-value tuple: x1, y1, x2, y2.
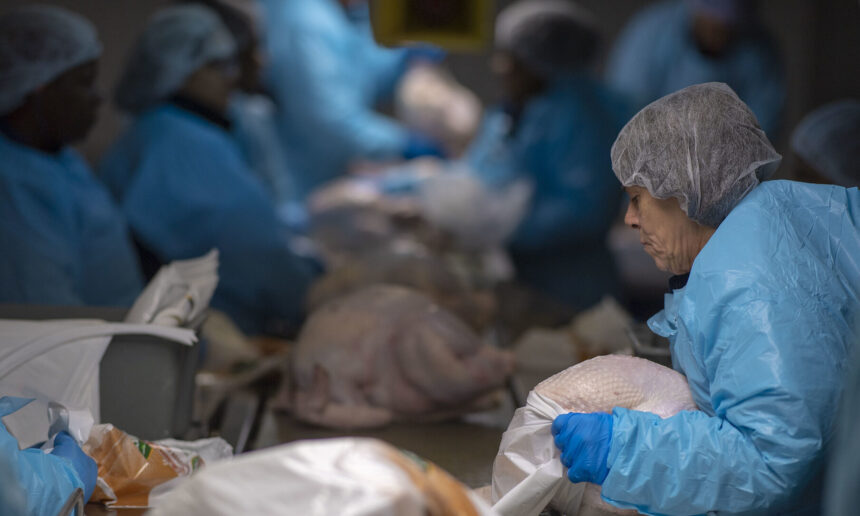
(51, 431, 98, 501)
(406, 44, 446, 64)
(551, 412, 613, 485)
(403, 132, 446, 160)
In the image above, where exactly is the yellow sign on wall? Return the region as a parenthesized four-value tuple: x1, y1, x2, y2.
(370, 0, 493, 53)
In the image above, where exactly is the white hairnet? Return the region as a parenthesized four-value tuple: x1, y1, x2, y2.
(791, 99, 860, 188)
(115, 4, 236, 113)
(495, 0, 600, 80)
(611, 82, 781, 228)
(0, 5, 101, 116)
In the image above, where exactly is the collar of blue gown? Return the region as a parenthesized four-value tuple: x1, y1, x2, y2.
(169, 94, 232, 131)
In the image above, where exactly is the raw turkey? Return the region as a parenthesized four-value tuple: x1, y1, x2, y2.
(307, 249, 496, 330)
(492, 355, 698, 516)
(290, 285, 515, 429)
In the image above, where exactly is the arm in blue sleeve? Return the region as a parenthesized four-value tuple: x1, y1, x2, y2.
(601, 298, 839, 515)
(358, 40, 410, 103)
(267, 24, 409, 160)
(0, 403, 82, 516)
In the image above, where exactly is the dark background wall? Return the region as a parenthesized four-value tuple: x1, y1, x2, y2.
(1, 0, 858, 177)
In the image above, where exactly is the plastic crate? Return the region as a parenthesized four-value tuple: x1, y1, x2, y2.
(0, 304, 198, 440)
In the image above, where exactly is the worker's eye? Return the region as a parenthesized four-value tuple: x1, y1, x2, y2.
(630, 195, 639, 206)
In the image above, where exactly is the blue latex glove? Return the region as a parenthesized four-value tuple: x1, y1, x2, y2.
(551, 412, 613, 485)
(50, 432, 97, 501)
(406, 45, 446, 64)
(403, 132, 446, 160)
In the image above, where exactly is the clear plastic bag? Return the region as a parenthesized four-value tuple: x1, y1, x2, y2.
(83, 424, 231, 508)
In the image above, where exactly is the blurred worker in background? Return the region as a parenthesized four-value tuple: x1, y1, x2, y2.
(552, 83, 859, 514)
(791, 99, 860, 188)
(606, 0, 784, 137)
(188, 0, 309, 230)
(101, 4, 318, 336)
(258, 0, 446, 199)
(0, 4, 143, 307)
(466, 0, 629, 314)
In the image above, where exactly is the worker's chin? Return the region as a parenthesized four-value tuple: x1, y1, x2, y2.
(644, 249, 671, 273)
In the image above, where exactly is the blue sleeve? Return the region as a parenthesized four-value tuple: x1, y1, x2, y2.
(266, 19, 409, 160)
(355, 34, 409, 103)
(601, 297, 843, 515)
(0, 400, 82, 516)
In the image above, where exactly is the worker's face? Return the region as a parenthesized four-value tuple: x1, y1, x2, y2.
(624, 186, 706, 274)
(182, 58, 240, 114)
(37, 60, 102, 145)
(491, 51, 545, 108)
(692, 14, 734, 58)
(238, 44, 265, 93)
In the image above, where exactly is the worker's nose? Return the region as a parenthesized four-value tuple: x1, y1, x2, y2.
(624, 203, 640, 229)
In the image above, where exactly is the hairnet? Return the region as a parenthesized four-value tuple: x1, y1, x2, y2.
(182, 0, 260, 52)
(0, 5, 102, 116)
(495, 0, 600, 80)
(611, 82, 781, 228)
(115, 4, 236, 113)
(791, 100, 860, 188)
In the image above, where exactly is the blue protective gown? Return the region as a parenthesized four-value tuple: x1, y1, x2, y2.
(100, 104, 317, 335)
(465, 75, 627, 310)
(259, 0, 411, 198)
(0, 397, 80, 516)
(0, 132, 142, 306)
(606, 0, 784, 137)
(602, 181, 860, 515)
(824, 343, 860, 516)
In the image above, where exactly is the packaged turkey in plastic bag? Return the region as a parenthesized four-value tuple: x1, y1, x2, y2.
(418, 169, 532, 251)
(82, 424, 231, 508)
(288, 285, 513, 429)
(125, 249, 219, 326)
(491, 355, 698, 516)
(149, 437, 497, 516)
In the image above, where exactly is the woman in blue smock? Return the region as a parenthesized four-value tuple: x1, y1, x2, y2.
(0, 7, 113, 513)
(606, 0, 785, 137)
(466, 0, 628, 312)
(101, 5, 317, 336)
(0, 5, 142, 307)
(551, 83, 860, 514)
(258, 0, 444, 198)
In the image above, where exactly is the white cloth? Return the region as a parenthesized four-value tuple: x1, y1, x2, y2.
(125, 249, 219, 326)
